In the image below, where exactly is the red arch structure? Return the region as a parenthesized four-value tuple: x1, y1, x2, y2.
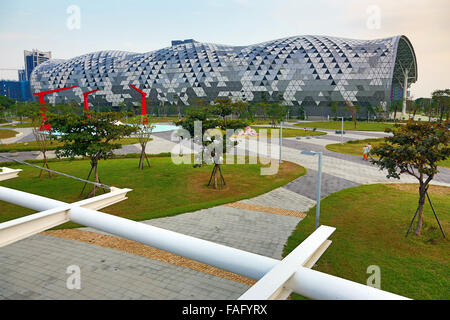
(33, 86, 78, 131)
(83, 89, 99, 118)
(129, 84, 149, 124)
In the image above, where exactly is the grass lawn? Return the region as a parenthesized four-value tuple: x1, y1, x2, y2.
(251, 126, 327, 138)
(0, 156, 305, 229)
(123, 116, 181, 124)
(0, 137, 145, 153)
(326, 138, 450, 169)
(3, 121, 35, 128)
(250, 119, 298, 125)
(284, 183, 450, 300)
(0, 129, 19, 139)
(294, 121, 399, 132)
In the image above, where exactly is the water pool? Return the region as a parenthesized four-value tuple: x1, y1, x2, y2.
(42, 123, 180, 136)
(151, 124, 180, 133)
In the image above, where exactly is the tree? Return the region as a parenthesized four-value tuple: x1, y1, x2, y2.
(329, 101, 339, 119)
(20, 102, 41, 125)
(0, 96, 15, 110)
(231, 99, 248, 120)
(389, 100, 403, 121)
(344, 101, 361, 128)
(366, 104, 376, 121)
(408, 99, 421, 120)
(265, 102, 288, 127)
(130, 116, 155, 170)
(210, 98, 233, 126)
(189, 97, 208, 109)
(371, 121, 449, 236)
(176, 107, 248, 189)
(50, 112, 137, 197)
(431, 89, 450, 122)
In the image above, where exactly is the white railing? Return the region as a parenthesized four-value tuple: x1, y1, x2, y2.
(0, 167, 22, 181)
(0, 169, 409, 300)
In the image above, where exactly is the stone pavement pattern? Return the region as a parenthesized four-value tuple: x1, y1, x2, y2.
(0, 234, 249, 300)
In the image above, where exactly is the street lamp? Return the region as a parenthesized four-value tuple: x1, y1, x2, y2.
(279, 121, 283, 163)
(300, 150, 323, 230)
(337, 116, 344, 144)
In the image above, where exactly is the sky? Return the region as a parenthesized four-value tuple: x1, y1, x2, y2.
(0, 0, 448, 98)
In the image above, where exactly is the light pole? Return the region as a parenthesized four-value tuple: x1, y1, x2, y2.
(337, 116, 344, 144)
(300, 150, 323, 230)
(279, 121, 283, 163)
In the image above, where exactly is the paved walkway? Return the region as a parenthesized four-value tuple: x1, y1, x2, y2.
(1, 123, 449, 300)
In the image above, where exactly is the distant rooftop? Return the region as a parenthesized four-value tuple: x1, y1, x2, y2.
(171, 39, 196, 46)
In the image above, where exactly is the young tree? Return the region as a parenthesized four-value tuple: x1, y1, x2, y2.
(371, 121, 449, 236)
(431, 89, 450, 122)
(389, 100, 403, 121)
(210, 98, 233, 126)
(329, 101, 339, 120)
(130, 116, 155, 170)
(22, 102, 42, 125)
(0, 96, 15, 116)
(366, 104, 376, 121)
(265, 102, 288, 127)
(50, 111, 137, 197)
(344, 101, 361, 128)
(176, 107, 248, 189)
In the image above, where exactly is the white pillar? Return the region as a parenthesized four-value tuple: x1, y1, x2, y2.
(402, 69, 409, 115)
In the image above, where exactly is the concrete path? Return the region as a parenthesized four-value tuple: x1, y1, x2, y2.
(0, 234, 248, 300)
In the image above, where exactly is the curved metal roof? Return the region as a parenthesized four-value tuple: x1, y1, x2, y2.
(31, 35, 417, 107)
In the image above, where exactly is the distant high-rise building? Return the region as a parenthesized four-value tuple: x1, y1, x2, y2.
(24, 49, 51, 81)
(0, 80, 32, 101)
(18, 69, 26, 81)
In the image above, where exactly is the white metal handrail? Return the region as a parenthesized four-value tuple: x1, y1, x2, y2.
(0, 169, 409, 300)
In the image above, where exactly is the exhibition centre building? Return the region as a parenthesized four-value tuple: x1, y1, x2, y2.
(30, 35, 417, 115)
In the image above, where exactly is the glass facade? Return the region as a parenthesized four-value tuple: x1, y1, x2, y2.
(0, 80, 32, 102)
(30, 35, 417, 115)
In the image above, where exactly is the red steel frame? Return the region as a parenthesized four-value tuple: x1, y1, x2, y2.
(33, 86, 78, 131)
(128, 84, 149, 124)
(82, 89, 99, 118)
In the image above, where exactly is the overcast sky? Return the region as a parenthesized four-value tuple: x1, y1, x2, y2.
(0, 0, 448, 98)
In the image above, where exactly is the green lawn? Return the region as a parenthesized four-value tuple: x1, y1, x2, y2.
(326, 138, 450, 169)
(0, 137, 145, 153)
(252, 126, 326, 138)
(250, 119, 298, 125)
(295, 121, 399, 132)
(3, 121, 35, 128)
(0, 156, 305, 229)
(123, 116, 181, 124)
(0, 129, 19, 139)
(284, 183, 450, 300)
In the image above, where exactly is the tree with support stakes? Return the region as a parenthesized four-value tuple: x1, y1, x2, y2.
(32, 128, 53, 178)
(50, 111, 137, 198)
(176, 107, 248, 189)
(130, 115, 155, 170)
(371, 121, 449, 237)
